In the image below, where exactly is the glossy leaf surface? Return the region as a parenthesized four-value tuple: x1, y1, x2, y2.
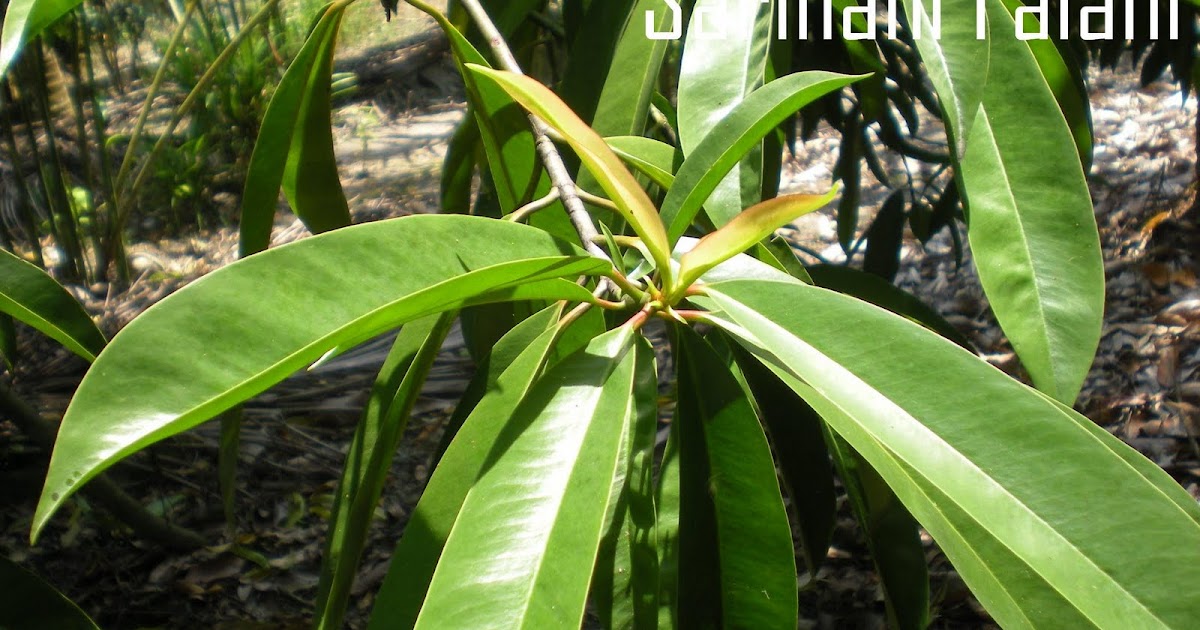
(661, 71, 862, 242)
(592, 329, 659, 630)
(606, 135, 676, 191)
(34, 216, 605, 537)
(959, 0, 1103, 403)
(368, 306, 563, 629)
(677, 0, 773, 227)
(413, 327, 639, 629)
(702, 275, 1200, 628)
(0, 246, 106, 361)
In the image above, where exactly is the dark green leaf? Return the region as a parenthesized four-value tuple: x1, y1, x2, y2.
(0, 246, 105, 361)
(315, 312, 455, 630)
(825, 431, 930, 630)
(730, 344, 835, 578)
(673, 326, 797, 629)
(0, 556, 98, 630)
(863, 190, 907, 282)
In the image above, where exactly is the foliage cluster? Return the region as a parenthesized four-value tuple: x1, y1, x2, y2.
(2, 0, 1200, 629)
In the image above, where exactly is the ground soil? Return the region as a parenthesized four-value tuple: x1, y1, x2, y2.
(3, 12, 1200, 629)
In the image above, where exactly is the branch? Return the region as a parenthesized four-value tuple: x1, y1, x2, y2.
(456, 0, 616, 280)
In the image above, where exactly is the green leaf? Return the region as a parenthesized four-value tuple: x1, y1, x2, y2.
(825, 431, 930, 630)
(409, 0, 541, 214)
(807, 264, 974, 351)
(0, 312, 15, 368)
(0, 556, 98, 630)
(958, 0, 1103, 404)
(674, 189, 836, 296)
(588, 0, 672, 138)
(315, 312, 455, 630)
(997, 0, 1094, 167)
(592, 329, 659, 630)
(467, 65, 673, 276)
(901, 0, 988, 156)
(33, 215, 605, 539)
(0, 0, 82, 78)
(440, 112, 480, 213)
(606, 135, 676, 191)
(413, 327, 640, 629)
(0, 247, 105, 361)
(701, 275, 1200, 628)
(368, 306, 563, 629)
(730, 345, 835, 578)
(863, 189, 907, 282)
(240, 2, 352, 256)
(661, 71, 863, 243)
(677, 0, 774, 228)
(673, 326, 797, 629)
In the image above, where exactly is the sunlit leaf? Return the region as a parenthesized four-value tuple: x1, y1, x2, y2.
(34, 216, 605, 538)
(466, 65, 673, 277)
(661, 71, 862, 243)
(413, 327, 640, 629)
(240, 2, 352, 256)
(959, 0, 1103, 403)
(674, 189, 836, 296)
(368, 306, 563, 629)
(701, 274, 1200, 628)
(677, 0, 773, 228)
(0, 0, 82, 78)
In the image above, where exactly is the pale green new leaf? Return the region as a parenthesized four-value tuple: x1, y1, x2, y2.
(674, 189, 836, 295)
(33, 216, 605, 538)
(0, 247, 106, 361)
(701, 274, 1200, 628)
(959, 0, 1103, 403)
(466, 65, 673, 276)
(413, 327, 640, 629)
